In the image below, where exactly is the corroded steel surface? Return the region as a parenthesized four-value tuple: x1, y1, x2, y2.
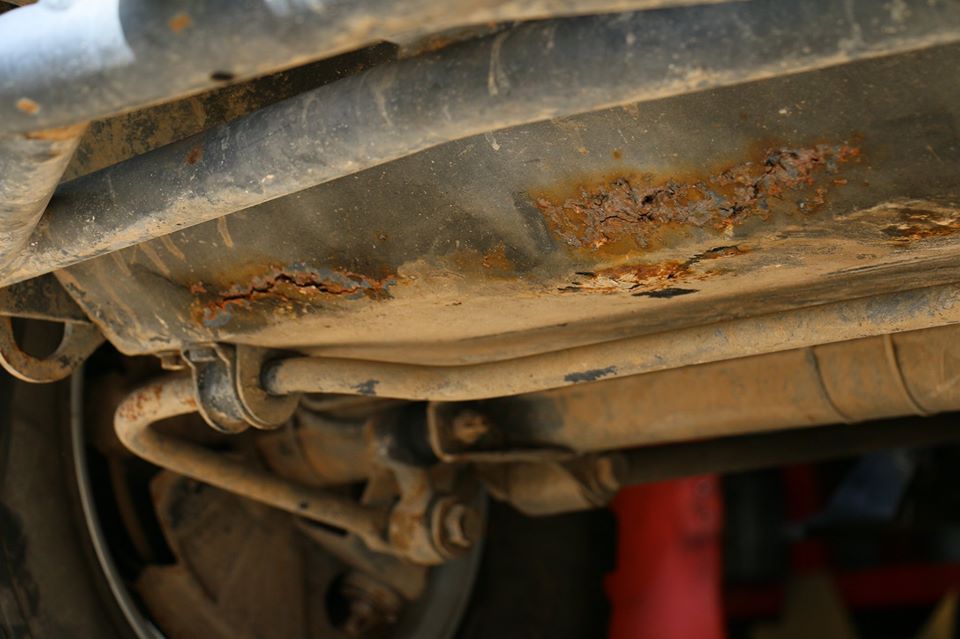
(58, 44, 960, 366)
(535, 144, 860, 252)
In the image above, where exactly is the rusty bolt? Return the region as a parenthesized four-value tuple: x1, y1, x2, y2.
(182, 345, 219, 363)
(594, 455, 624, 492)
(339, 572, 401, 637)
(440, 500, 482, 549)
(451, 410, 491, 445)
(342, 598, 386, 637)
(158, 351, 186, 371)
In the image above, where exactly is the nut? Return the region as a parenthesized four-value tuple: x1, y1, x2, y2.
(158, 351, 186, 371)
(451, 410, 491, 445)
(339, 571, 402, 637)
(440, 501, 482, 549)
(593, 455, 623, 492)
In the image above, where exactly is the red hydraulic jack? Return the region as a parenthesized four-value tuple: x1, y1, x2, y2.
(606, 475, 725, 639)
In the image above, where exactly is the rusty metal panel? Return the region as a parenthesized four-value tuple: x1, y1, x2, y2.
(59, 44, 960, 362)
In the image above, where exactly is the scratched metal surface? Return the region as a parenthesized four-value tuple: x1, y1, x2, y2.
(58, 44, 960, 362)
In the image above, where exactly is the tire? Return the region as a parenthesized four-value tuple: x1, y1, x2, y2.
(457, 502, 616, 639)
(0, 373, 126, 638)
(0, 324, 615, 638)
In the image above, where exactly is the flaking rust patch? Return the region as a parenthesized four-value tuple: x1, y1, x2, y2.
(841, 199, 960, 244)
(192, 266, 400, 328)
(881, 207, 960, 242)
(533, 143, 860, 253)
(562, 245, 749, 295)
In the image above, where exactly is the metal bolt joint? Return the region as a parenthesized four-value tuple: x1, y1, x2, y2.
(429, 495, 482, 559)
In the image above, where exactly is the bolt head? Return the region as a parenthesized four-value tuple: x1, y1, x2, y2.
(442, 502, 482, 549)
(451, 410, 490, 445)
(158, 351, 186, 371)
(594, 455, 623, 491)
(339, 572, 401, 637)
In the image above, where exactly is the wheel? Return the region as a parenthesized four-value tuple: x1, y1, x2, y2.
(0, 322, 614, 638)
(0, 321, 126, 637)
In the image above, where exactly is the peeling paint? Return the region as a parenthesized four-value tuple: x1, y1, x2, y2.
(564, 366, 617, 383)
(353, 379, 379, 396)
(634, 286, 698, 299)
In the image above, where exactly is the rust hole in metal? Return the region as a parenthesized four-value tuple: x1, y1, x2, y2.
(533, 143, 860, 253)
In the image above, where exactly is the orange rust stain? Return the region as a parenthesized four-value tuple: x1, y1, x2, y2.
(882, 207, 960, 242)
(388, 511, 421, 552)
(612, 149, 623, 161)
(809, 186, 828, 209)
(443, 244, 516, 278)
(168, 13, 192, 33)
(412, 34, 460, 54)
(16, 98, 39, 114)
(185, 145, 203, 165)
(603, 260, 694, 284)
(563, 245, 749, 295)
(119, 384, 164, 422)
(24, 122, 87, 141)
(481, 244, 512, 271)
(192, 266, 400, 327)
(533, 143, 860, 255)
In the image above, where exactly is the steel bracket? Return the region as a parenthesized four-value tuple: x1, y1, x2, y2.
(369, 409, 485, 565)
(0, 274, 90, 324)
(183, 343, 300, 433)
(426, 403, 574, 463)
(0, 315, 103, 383)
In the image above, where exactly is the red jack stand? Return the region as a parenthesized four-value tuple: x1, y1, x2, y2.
(606, 476, 725, 639)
